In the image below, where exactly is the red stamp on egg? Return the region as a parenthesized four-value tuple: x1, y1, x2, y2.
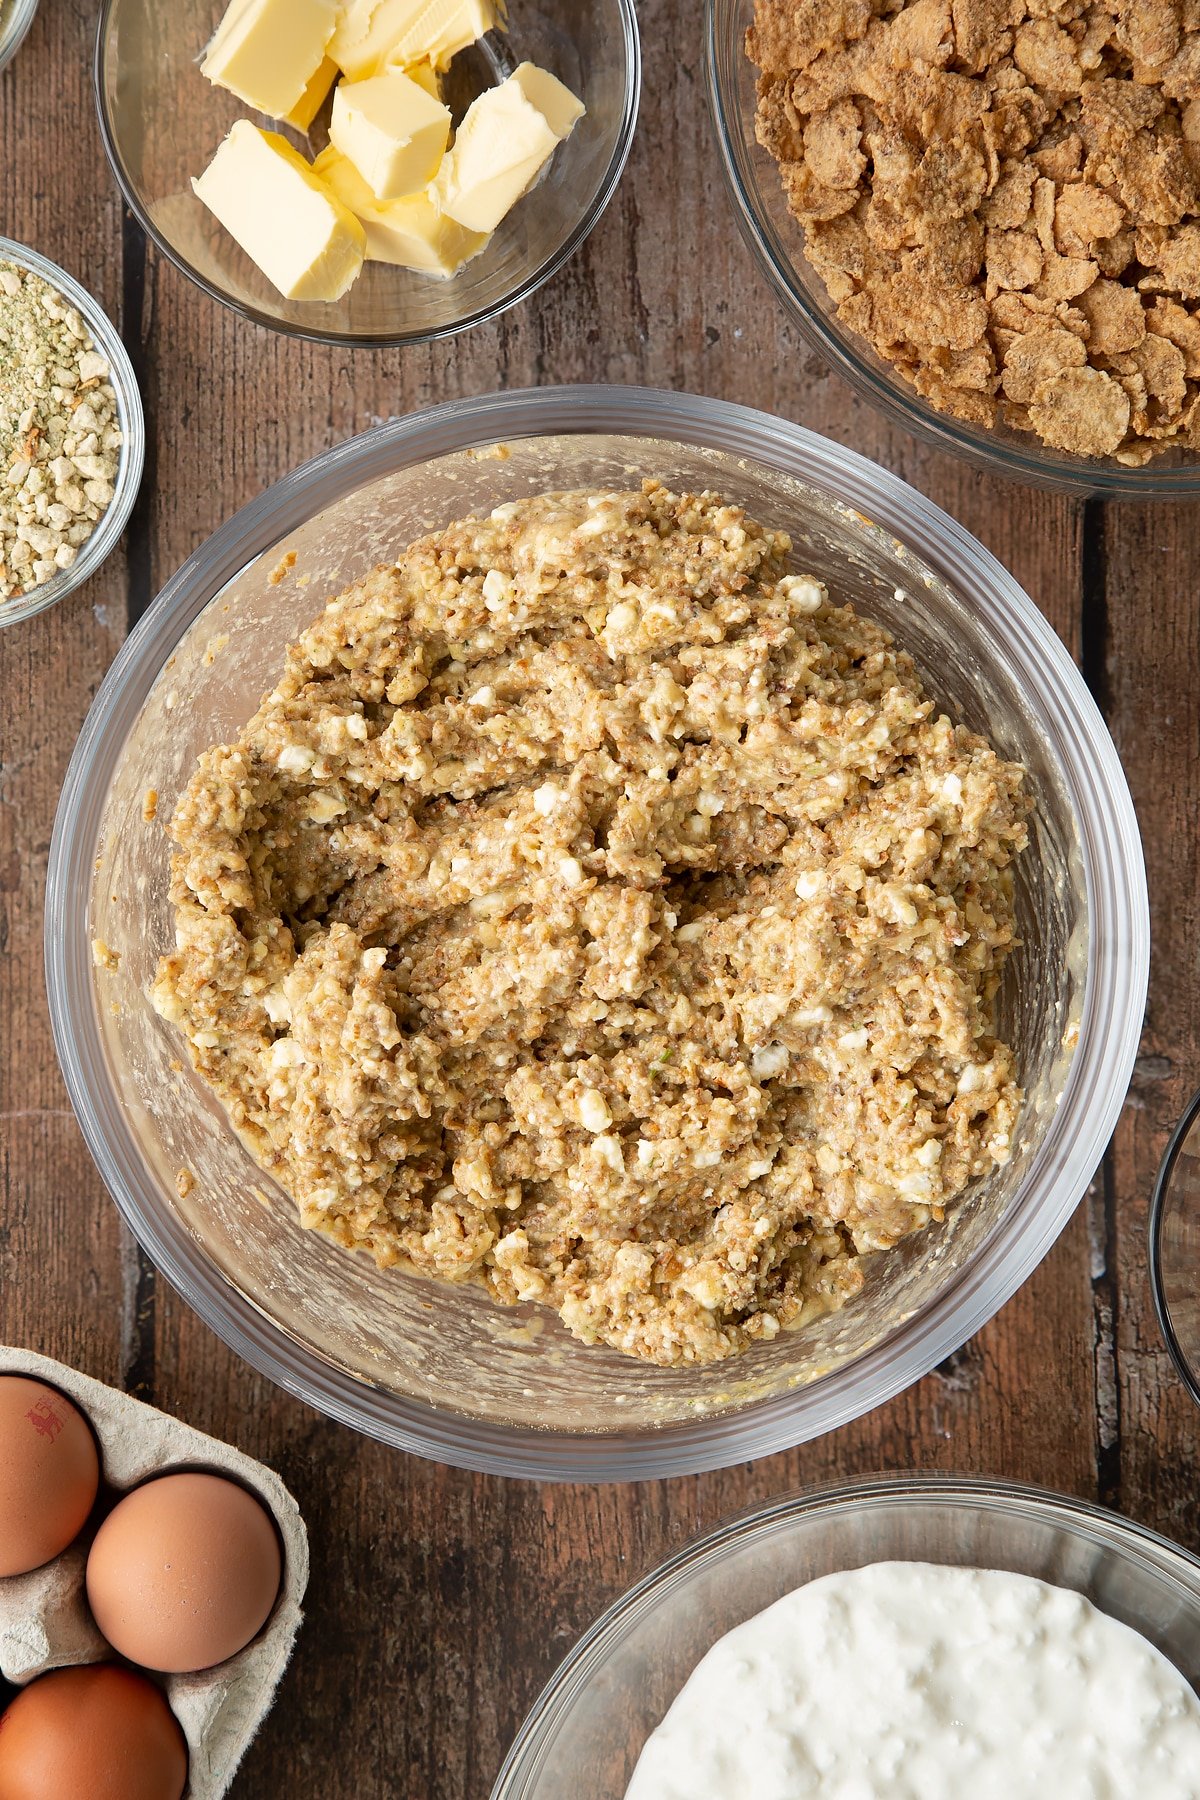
(25, 1400, 64, 1441)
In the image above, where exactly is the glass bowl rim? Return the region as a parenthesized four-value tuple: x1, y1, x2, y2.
(1149, 1083, 1200, 1412)
(490, 1471, 1200, 1798)
(45, 383, 1149, 1481)
(92, 0, 642, 350)
(0, 234, 145, 629)
(701, 0, 1200, 500)
(0, 0, 39, 75)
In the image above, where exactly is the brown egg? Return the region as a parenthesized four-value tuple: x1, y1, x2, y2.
(85, 1471, 282, 1673)
(0, 1376, 100, 1577)
(0, 1663, 187, 1800)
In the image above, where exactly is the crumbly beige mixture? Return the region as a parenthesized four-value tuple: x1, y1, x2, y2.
(748, 0, 1200, 463)
(153, 484, 1028, 1366)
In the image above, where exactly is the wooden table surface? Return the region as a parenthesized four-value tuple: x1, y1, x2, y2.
(2, 3, 1197, 1794)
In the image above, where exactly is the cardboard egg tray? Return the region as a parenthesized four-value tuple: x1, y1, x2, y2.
(0, 1347, 309, 1797)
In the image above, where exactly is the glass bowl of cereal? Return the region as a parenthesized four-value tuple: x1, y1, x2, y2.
(707, 0, 1200, 497)
(46, 385, 1146, 1479)
(493, 1476, 1200, 1797)
(94, 0, 640, 347)
(0, 238, 145, 630)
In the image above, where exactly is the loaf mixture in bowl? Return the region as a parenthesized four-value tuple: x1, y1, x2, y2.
(152, 481, 1028, 1366)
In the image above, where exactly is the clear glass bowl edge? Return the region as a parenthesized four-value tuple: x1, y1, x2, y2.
(491, 1473, 1200, 1797)
(701, 0, 1200, 499)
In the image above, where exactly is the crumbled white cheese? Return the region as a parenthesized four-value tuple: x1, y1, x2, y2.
(778, 573, 826, 614)
(593, 1133, 625, 1173)
(277, 743, 316, 775)
(578, 1088, 612, 1133)
(482, 567, 511, 607)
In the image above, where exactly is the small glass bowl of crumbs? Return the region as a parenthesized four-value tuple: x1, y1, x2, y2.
(0, 238, 144, 628)
(0, 0, 40, 76)
(706, 0, 1200, 498)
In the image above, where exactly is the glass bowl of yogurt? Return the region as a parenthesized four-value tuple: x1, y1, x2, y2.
(494, 1475, 1200, 1798)
(93, 0, 640, 347)
(45, 385, 1146, 1480)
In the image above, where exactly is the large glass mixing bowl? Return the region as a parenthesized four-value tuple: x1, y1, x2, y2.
(46, 386, 1148, 1480)
(493, 1477, 1200, 1797)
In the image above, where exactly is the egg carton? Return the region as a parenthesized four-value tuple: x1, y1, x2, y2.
(0, 1347, 309, 1798)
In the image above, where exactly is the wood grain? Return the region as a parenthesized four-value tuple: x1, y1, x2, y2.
(0, 1, 1183, 1795)
(0, 0, 135, 1391)
(1098, 499, 1200, 1544)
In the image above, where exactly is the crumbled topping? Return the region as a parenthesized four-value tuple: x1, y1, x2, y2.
(154, 483, 1028, 1366)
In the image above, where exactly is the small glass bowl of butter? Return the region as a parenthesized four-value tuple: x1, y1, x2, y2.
(0, 0, 39, 76)
(94, 0, 640, 346)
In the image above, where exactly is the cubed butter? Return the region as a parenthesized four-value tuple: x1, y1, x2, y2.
(395, 58, 441, 99)
(330, 0, 499, 80)
(433, 61, 585, 235)
(330, 69, 451, 201)
(201, 0, 339, 121)
(193, 122, 366, 302)
(283, 56, 340, 131)
(314, 147, 485, 273)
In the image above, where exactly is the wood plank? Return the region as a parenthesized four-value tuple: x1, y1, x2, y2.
(1096, 498, 1200, 1545)
(0, 0, 134, 1386)
(0, 4, 1111, 1796)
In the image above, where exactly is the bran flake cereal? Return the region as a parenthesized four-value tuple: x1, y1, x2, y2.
(748, 0, 1200, 463)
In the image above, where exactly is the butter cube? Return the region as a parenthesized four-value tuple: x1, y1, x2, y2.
(193, 122, 366, 302)
(283, 56, 340, 132)
(330, 69, 451, 201)
(395, 58, 441, 99)
(434, 62, 585, 235)
(330, 0, 498, 81)
(202, 0, 339, 121)
(313, 147, 485, 273)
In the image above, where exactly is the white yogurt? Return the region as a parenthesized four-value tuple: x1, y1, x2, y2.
(624, 1562, 1200, 1800)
